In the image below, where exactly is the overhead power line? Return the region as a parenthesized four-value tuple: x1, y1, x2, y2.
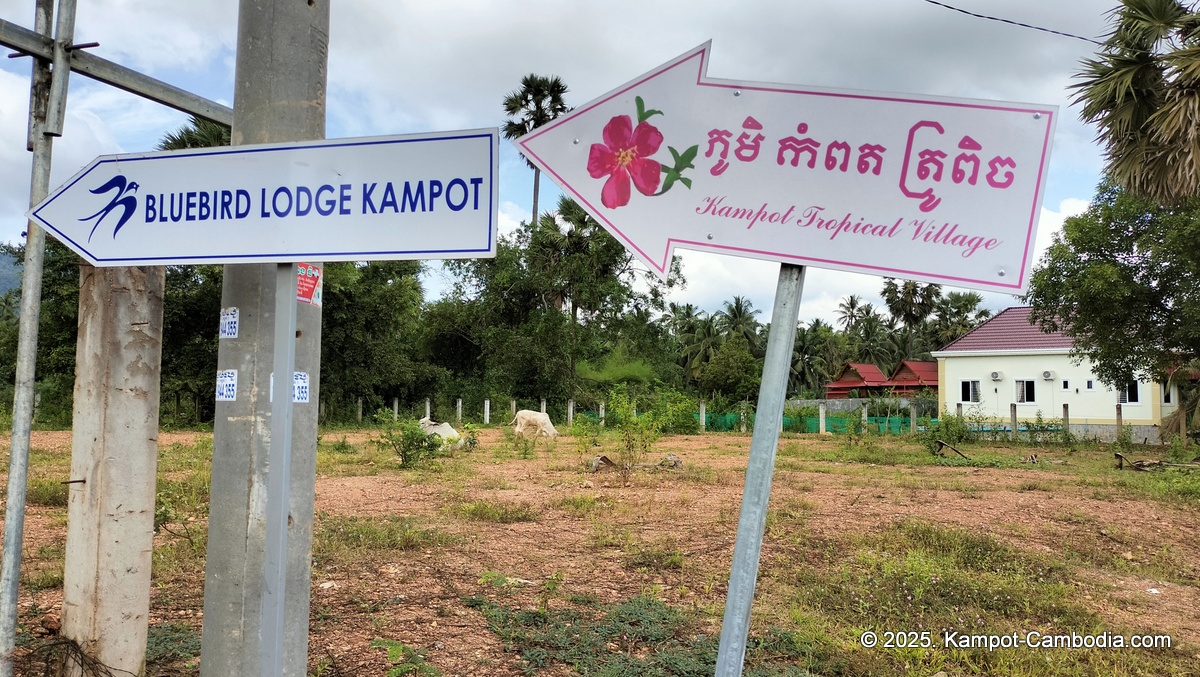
(922, 0, 1104, 45)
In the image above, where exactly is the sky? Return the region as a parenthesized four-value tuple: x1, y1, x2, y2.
(0, 0, 1116, 327)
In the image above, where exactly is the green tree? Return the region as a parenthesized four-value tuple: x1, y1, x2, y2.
(715, 295, 762, 354)
(502, 74, 570, 224)
(1075, 0, 1200, 204)
(697, 336, 761, 401)
(1025, 181, 1200, 387)
(881, 278, 942, 330)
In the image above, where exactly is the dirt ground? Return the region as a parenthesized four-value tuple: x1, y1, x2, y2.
(2, 429, 1199, 675)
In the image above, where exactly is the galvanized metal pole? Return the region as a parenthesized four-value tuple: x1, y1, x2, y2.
(201, 1, 327, 674)
(262, 263, 298, 675)
(715, 264, 806, 676)
(0, 1, 65, 673)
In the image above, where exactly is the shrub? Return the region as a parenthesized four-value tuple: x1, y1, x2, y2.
(652, 389, 700, 434)
(374, 420, 441, 468)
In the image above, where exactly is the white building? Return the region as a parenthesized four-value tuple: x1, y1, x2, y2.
(931, 307, 1178, 442)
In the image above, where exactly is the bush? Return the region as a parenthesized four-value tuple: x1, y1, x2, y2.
(919, 411, 975, 454)
(374, 419, 441, 468)
(652, 389, 699, 434)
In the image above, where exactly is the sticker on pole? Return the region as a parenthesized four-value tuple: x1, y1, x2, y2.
(219, 307, 239, 339)
(296, 263, 322, 307)
(216, 369, 238, 401)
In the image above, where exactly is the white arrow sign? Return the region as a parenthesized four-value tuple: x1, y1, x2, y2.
(516, 42, 1057, 293)
(28, 129, 498, 266)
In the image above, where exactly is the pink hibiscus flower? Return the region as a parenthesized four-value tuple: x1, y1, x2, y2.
(587, 115, 663, 208)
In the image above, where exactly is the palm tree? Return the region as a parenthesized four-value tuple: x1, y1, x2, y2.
(502, 74, 570, 224)
(836, 294, 864, 332)
(790, 324, 828, 396)
(1075, 0, 1200, 204)
(1162, 359, 1200, 443)
(681, 315, 723, 384)
(158, 115, 230, 150)
(881, 278, 942, 330)
(716, 295, 762, 351)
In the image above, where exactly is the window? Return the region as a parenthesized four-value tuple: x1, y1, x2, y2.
(1164, 385, 1173, 405)
(1015, 380, 1035, 403)
(1119, 381, 1140, 404)
(1086, 379, 1095, 390)
(960, 380, 980, 403)
(1061, 379, 1070, 391)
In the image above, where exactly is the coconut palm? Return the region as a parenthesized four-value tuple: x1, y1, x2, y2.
(1075, 0, 1200, 204)
(716, 295, 762, 351)
(502, 74, 570, 224)
(836, 294, 864, 332)
(1162, 358, 1200, 443)
(681, 315, 724, 384)
(157, 115, 230, 150)
(790, 324, 828, 396)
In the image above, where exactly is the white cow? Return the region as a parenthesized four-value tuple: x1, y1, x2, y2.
(509, 409, 559, 438)
(419, 416, 464, 450)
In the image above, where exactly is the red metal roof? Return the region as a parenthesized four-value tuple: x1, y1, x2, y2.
(939, 306, 1073, 352)
(890, 360, 938, 385)
(828, 362, 889, 387)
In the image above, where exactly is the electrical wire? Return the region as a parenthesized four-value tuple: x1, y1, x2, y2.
(922, 0, 1104, 45)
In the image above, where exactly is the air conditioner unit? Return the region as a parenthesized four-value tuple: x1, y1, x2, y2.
(989, 370, 1004, 381)
(1042, 370, 1056, 380)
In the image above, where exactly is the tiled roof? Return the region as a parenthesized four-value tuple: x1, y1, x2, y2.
(939, 306, 1073, 352)
(892, 360, 938, 384)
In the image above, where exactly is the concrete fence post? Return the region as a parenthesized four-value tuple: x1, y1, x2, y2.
(818, 402, 826, 434)
(956, 402, 963, 417)
(392, 397, 398, 422)
(540, 398, 546, 414)
(909, 406, 916, 434)
(599, 402, 606, 426)
(510, 399, 516, 419)
(1010, 403, 1018, 440)
(567, 399, 574, 427)
(699, 400, 706, 432)
(1116, 403, 1123, 438)
(425, 398, 431, 420)
(484, 399, 490, 424)
(356, 397, 363, 424)
(456, 398, 462, 423)
(1062, 403, 1069, 436)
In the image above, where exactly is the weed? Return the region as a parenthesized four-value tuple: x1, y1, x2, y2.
(145, 623, 202, 664)
(624, 540, 685, 571)
(327, 435, 357, 454)
(313, 514, 452, 570)
(22, 567, 63, 592)
(449, 499, 538, 523)
(25, 478, 68, 507)
(370, 638, 439, 676)
(554, 494, 610, 517)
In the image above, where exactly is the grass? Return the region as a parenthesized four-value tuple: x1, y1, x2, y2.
(554, 493, 613, 517)
(623, 538, 685, 571)
(448, 499, 539, 523)
(25, 478, 68, 507)
(313, 514, 454, 569)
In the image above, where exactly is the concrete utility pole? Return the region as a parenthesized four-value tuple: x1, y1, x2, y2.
(61, 265, 164, 675)
(200, 1, 328, 674)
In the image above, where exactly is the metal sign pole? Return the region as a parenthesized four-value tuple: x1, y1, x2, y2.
(715, 263, 806, 676)
(0, 1, 67, 673)
(262, 263, 298, 675)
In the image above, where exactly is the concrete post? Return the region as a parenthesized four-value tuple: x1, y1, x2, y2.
(201, 1, 328, 675)
(511, 399, 516, 418)
(567, 399, 574, 426)
(484, 398, 490, 424)
(425, 398, 431, 420)
(599, 402, 606, 425)
(956, 402, 963, 417)
(456, 398, 462, 423)
(356, 397, 363, 423)
(909, 406, 916, 434)
(61, 265, 164, 676)
(1116, 403, 1123, 436)
(541, 398, 546, 413)
(1062, 403, 1069, 436)
(818, 402, 826, 434)
(1010, 403, 1018, 440)
(392, 397, 398, 422)
(699, 400, 706, 432)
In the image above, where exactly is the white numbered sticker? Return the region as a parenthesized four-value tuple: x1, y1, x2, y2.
(219, 307, 239, 339)
(215, 369, 238, 401)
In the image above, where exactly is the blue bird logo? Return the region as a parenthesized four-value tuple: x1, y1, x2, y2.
(80, 175, 139, 242)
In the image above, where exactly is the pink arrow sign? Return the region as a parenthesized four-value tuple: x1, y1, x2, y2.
(515, 42, 1057, 293)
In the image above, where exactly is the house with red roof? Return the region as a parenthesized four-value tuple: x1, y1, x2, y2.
(930, 306, 1177, 441)
(824, 360, 938, 399)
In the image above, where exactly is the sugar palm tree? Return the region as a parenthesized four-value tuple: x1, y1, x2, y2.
(502, 74, 570, 224)
(836, 294, 864, 332)
(1075, 0, 1200, 203)
(881, 278, 942, 330)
